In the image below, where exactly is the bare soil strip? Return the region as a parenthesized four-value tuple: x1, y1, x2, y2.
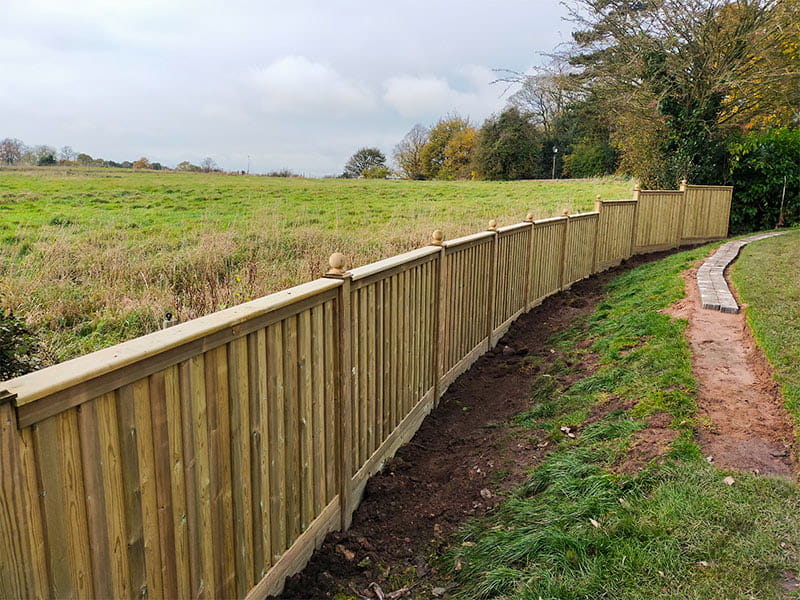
(278, 254, 672, 599)
(665, 260, 797, 477)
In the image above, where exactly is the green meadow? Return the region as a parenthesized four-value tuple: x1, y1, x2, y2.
(0, 167, 633, 363)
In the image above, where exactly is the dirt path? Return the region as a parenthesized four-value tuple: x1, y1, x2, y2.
(665, 259, 796, 477)
(278, 253, 674, 600)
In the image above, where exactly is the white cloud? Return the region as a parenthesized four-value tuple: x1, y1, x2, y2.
(245, 56, 377, 116)
(383, 65, 509, 121)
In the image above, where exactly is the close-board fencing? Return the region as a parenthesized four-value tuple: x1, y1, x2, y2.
(0, 182, 732, 599)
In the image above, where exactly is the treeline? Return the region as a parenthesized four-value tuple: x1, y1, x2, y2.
(0, 138, 221, 173)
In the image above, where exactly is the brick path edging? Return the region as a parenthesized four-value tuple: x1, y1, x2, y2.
(697, 231, 788, 313)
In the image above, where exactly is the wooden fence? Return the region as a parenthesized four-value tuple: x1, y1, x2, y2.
(0, 182, 732, 599)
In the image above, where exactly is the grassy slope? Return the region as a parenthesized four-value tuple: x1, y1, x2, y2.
(0, 168, 631, 362)
(445, 246, 800, 599)
(731, 230, 800, 422)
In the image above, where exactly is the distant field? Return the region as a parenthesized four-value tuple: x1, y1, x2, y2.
(0, 167, 633, 363)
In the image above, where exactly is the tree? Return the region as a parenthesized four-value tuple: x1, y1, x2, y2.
(564, 0, 799, 187)
(132, 157, 152, 169)
(0, 138, 26, 165)
(343, 147, 386, 178)
(362, 165, 390, 179)
(200, 157, 218, 172)
(442, 127, 477, 179)
(59, 146, 76, 162)
(76, 153, 93, 166)
(177, 161, 201, 172)
(419, 116, 473, 179)
(473, 107, 541, 180)
(33, 146, 56, 166)
(393, 124, 429, 179)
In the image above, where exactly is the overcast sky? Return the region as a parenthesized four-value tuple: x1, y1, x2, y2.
(2, 1, 573, 176)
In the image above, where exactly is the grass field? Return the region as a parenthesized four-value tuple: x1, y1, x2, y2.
(732, 230, 800, 424)
(444, 246, 800, 599)
(0, 167, 633, 364)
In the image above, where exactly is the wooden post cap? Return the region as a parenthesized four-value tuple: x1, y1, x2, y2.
(634, 184, 641, 191)
(488, 219, 497, 231)
(681, 178, 687, 185)
(525, 212, 534, 222)
(596, 194, 602, 201)
(431, 230, 444, 246)
(327, 252, 346, 275)
(562, 209, 570, 216)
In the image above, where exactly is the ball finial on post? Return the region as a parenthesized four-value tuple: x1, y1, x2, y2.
(562, 209, 570, 217)
(634, 184, 641, 191)
(431, 229, 444, 246)
(488, 219, 497, 231)
(327, 252, 346, 276)
(525, 212, 534, 223)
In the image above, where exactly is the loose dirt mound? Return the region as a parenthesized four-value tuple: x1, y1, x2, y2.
(665, 262, 796, 477)
(278, 254, 670, 599)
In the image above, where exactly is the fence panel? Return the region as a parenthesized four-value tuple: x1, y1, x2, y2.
(2, 279, 344, 600)
(346, 248, 439, 504)
(682, 184, 733, 242)
(595, 199, 637, 270)
(528, 216, 568, 306)
(440, 233, 494, 389)
(492, 223, 532, 343)
(632, 189, 684, 252)
(562, 213, 599, 287)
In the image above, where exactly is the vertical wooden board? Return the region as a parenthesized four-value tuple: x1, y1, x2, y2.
(95, 392, 132, 598)
(148, 371, 179, 600)
(366, 283, 376, 455)
(247, 330, 268, 578)
(323, 301, 337, 503)
(204, 346, 235, 599)
(311, 304, 327, 515)
(358, 287, 368, 464)
(163, 366, 191, 596)
(375, 281, 385, 446)
(19, 425, 49, 597)
(186, 354, 216, 599)
(403, 267, 412, 417)
(116, 383, 147, 597)
(0, 404, 45, 599)
(349, 289, 360, 465)
(228, 336, 254, 596)
(389, 274, 399, 430)
(178, 361, 201, 599)
(132, 377, 165, 599)
(266, 323, 287, 563)
(33, 417, 70, 598)
(454, 250, 464, 362)
(297, 310, 315, 531)
(282, 317, 301, 548)
(78, 399, 113, 600)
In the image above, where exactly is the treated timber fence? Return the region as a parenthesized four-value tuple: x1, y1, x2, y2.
(0, 181, 732, 599)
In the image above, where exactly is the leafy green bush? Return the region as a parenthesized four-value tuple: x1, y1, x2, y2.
(0, 310, 42, 379)
(728, 128, 800, 234)
(564, 140, 619, 178)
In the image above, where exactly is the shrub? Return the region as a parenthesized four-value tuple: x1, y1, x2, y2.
(0, 310, 42, 379)
(728, 128, 800, 234)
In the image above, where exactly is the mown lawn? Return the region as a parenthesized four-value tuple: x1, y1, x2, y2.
(731, 229, 800, 424)
(443, 245, 800, 599)
(0, 168, 632, 363)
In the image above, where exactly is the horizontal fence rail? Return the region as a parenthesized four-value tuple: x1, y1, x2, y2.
(0, 181, 733, 599)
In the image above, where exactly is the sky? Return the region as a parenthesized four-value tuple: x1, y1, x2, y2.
(1, 1, 573, 176)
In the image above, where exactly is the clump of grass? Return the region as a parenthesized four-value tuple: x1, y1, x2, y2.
(443, 244, 800, 599)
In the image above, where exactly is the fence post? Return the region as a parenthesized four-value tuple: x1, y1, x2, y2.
(592, 195, 601, 274)
(559, 210, 570, 289)
(629, 185, 640, 258)
(677, 179, 688, 247)
(524, 212, 534, 309)
(486, 220, 498, 349)
(431, 230, 446, 406)
(323, 252, 354, 530)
